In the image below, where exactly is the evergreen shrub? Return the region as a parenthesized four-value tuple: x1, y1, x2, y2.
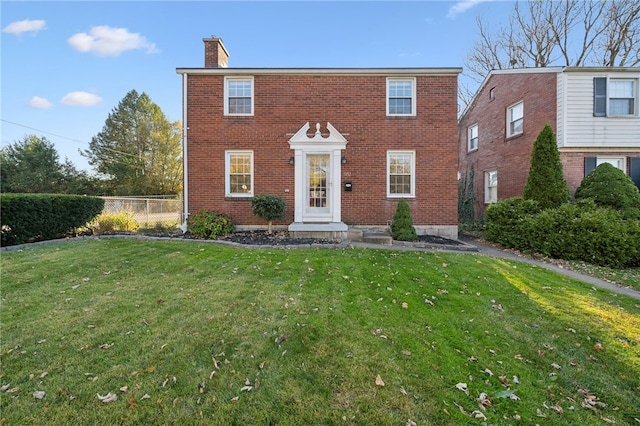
(574, 162, 640, 220)
(0, 193, 104, 246)
(485, 197, 541, 249)
(390, 199, 417, 241)
(187, 209, 235, 239)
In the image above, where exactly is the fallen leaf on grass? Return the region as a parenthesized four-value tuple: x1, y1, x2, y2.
(401, 302, 409, 309)
(97, 392, 118, 403)
(141, 394, 151, 400)
(455, 383, 469, 395)
(120, 385, 128, 392)
(551, 363, 562, 370)
(471, 410, 487, 420)
(375, 375, 385, 387)
(0, 384, 10, 392)
(231, 396, 239, 403)
(100, 343, 113, 349)
(128, 397, 137, 408)
(33, 391, 45, 400)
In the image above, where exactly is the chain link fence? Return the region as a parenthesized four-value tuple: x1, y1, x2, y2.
(100, 195, 182, 227)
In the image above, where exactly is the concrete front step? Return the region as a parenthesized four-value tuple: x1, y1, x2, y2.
(362, 232, 393, 245)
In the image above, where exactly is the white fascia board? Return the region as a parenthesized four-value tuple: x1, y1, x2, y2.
(176, 67, 463, 76)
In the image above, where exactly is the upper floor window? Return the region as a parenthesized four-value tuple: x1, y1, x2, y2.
(387, 150, 415, 197)
(387, 78, 416, 116)
(224, 77, 253, 116)
(594, 77, 637, 117)
(225, 150, 253, 197)
(507, 101, 524, 137)
(468, 124, 478, 151)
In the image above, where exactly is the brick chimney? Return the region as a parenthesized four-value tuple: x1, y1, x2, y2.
(203, 36, 229, 68)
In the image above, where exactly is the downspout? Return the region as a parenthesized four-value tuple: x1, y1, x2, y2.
(179, 72, 189, 233)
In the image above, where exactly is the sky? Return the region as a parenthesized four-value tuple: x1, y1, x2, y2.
(1, 0, 514, 172)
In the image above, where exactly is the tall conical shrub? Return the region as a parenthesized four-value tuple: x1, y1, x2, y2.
(390, 199, 417, 241)
(523, 124, 570, 209)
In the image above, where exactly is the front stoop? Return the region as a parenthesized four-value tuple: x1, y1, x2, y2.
(362, 232, 393, 245)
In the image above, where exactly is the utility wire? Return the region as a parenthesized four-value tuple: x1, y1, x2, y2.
(1, 118, 137, 158)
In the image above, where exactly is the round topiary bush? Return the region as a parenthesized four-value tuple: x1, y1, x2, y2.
(390, 199, 417, 241)
(575, 162, 640, 220)
(251, 195, 287, 234)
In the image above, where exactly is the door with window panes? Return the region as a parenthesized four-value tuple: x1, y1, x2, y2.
(305, 154, 330, 216)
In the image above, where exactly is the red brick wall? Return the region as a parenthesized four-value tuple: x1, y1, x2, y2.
(186, 73, 459, 228)
(458, 72, 558, 219)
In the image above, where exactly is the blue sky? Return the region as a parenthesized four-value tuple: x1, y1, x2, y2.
(1, 0, 513, 172)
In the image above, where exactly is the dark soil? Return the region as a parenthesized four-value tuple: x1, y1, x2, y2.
(217, 230, 342, 246)
(215, 230, 464, 247)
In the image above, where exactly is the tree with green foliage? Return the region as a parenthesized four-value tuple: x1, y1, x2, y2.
(522, 124, 570, 209)
(575, 162, 640, 220)
(0, 135, 79, 193)
(390, 199, 417, 241)
(251, 195, 287, 234)
(82, 90, 182, 196)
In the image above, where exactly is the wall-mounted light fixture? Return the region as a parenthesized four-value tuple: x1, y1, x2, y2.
(289, 157, 295, 165)
(341, 156, 347, 164)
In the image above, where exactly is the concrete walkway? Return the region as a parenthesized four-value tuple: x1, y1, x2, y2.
(457, 237, 640, 301)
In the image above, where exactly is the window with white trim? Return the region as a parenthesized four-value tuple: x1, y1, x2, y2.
(225, 151, 253, 197)
(507, 101, 523, 137)
(387, 78, 416, 116)
(594, 77, 638, 117)
(485, 170, 497, 204)
(387, 151, 415, 197)
(224, 77, 254, 116)
(468, 124, 478, 151)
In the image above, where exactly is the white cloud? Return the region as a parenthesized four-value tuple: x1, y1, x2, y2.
(61, 91, 103, 107)
(447, 0, 492, 18)
(2, 19, 46, 35)
(29, 96, 53, 109)
(68, 25, 158, 56)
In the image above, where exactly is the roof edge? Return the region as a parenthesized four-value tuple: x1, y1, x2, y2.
(176, 67, 463, 76)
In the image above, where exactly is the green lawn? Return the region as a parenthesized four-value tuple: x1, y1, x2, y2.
(1, 238, 639, 425)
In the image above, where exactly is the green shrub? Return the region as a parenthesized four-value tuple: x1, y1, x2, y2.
(251, 195, 287, 234)
(522, 124, 570, 209)
(574, 162, 640, 220)
(390, 199, 417, 241)
(485, 197, 542, 248)
(522, 201, 639, 268)
(0, 193, 104, 246)
(93, 212, 138, 234)
(187, 209, 235, 239)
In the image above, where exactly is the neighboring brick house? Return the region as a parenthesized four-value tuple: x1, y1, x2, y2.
(176, 36, 462, 239)
(458, 67, 640, 220)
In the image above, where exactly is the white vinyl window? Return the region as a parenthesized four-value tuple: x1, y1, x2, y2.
(468, 124, 478, 151)
(225, 151, 253, 197)
(387, 78, 416, 116)
(594, 77, 638, 117)
(224, 77, 254, 116)
(485, 170, 497, 204)
(609, 80, 635, 116)
(387, 151, 415, 197)
(507, 101, 524, 137)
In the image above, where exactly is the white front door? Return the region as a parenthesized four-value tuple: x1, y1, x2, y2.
(305, 154, 331, 218)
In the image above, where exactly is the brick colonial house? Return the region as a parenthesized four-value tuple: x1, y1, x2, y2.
(458, 67, 640, 219)
(176, 37, 462, 239)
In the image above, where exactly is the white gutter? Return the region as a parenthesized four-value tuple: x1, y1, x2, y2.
(179, 73, 189, 233)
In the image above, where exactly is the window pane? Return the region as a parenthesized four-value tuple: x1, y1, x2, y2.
(510, 118, 523, 135)
(389, 153, 412, 195)
(388, 80, 413, 115)
(609, 98, 634, 115)
(229, 153, 251, 194)
(610, 80, 633, 98)
(511, 103, 523, 120)
(229, 98, 251, 114)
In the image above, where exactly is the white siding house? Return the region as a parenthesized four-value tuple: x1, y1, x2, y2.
(557, 68, 640, 149)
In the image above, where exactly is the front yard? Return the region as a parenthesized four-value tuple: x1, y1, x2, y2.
(1, 239, 638, 424)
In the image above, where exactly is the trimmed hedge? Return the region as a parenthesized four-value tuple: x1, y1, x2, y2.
(0, 193, 104, 246)
(575, 162, 640, 220)
(486, 197, 640, 268)
(485, 198, 542, 249)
